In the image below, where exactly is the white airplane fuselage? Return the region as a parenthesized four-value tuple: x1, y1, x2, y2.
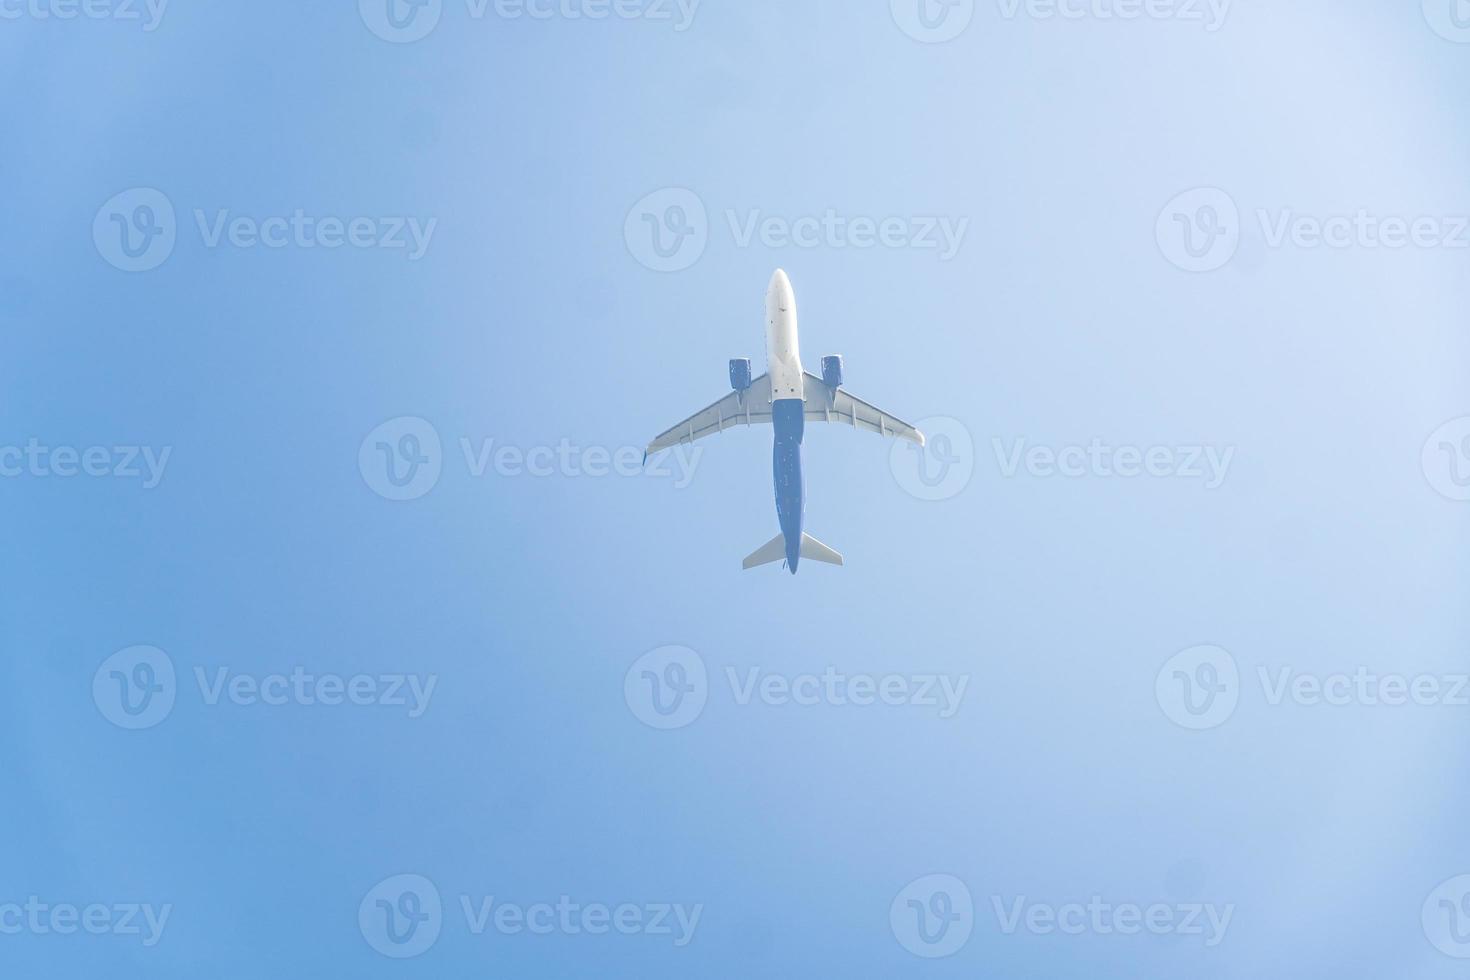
(765, 269, 807, 571)
(766, 269, 804, 400)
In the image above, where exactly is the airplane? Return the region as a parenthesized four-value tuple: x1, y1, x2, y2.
(645, 269, 925, 574)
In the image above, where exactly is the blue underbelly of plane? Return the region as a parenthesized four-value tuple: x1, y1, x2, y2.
(772, 398, 805, 574)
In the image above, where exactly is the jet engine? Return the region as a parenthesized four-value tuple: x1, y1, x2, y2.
(729, 358, 753, 392)
(821, 355, 844, 389)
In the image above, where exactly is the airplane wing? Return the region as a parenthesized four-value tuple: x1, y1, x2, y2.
(802, 372, 925, 446)
(645, 373, 775, 455)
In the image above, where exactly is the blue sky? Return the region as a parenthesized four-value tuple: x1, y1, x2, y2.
(3, 0, 1470, 976)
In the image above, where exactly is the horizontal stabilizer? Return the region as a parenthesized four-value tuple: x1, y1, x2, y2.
(742, 533, 787, 570)
(799, 533, 844, 566)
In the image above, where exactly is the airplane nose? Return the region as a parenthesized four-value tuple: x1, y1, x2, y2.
(767, 268, 793, 310)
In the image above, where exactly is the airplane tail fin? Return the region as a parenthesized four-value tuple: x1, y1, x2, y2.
(742, 533, 787, 570)
(741, 532, 845, 570)
(798, 533, 844, 566)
